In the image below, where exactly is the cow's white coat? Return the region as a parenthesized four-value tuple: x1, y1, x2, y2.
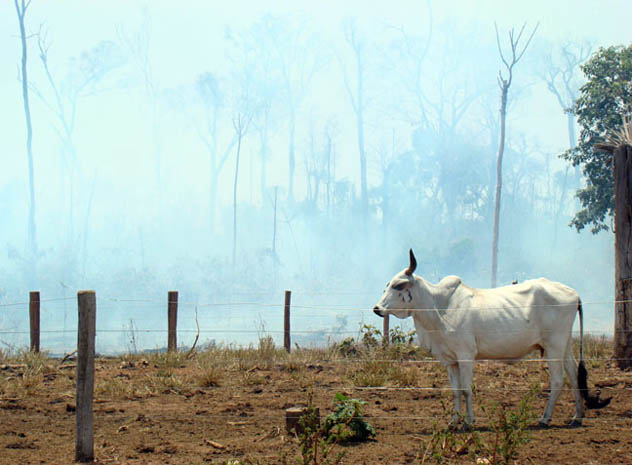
(373, 250, 597, 426)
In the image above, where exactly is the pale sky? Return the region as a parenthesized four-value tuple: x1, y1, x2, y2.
(0, 1, 629, 346)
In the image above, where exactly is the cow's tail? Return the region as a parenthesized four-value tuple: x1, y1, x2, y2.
(577, 299, 611, 409)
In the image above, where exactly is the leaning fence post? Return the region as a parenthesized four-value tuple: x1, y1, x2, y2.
(29, 291, 40, 352)
(382, 314, 390, 346)
(168, 291, 178, 352)
(284, 290, 291, 353)
(76, 290, 96, 463)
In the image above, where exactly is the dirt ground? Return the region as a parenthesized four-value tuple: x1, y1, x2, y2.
(1, 346, 631, 465)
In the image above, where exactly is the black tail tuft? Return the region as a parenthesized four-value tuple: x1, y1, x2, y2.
(578, 360, 612, 409)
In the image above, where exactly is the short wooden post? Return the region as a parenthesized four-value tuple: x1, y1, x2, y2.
(168, 291, 178, 352)
(29, 291, 40, 352)
(76, 290, 96, 463)
(382, 314, 390, 346)
(284, 290, 291, 353)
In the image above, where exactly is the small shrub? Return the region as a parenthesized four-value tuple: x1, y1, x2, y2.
(330, 337, 358, 358)
(257, 336, 278, 368)
(360, 324, 381, 348)
(419, 421, 479, 464)
(18, 349, 51, 374)
(348, 360, 389, 387)
(234, 348, 257, 371)
(196, 366, 223, 388)
(295, 392, 375, 465)
(323, 393, 376, 443)
(419, 387, 539, 464)
(478, 386, 539, 464)
(295, 392, 343, 465)
(389, 326, 416, 345)
(389, 364, 419, 387)
(194, 354, 224, 387)
(148, 351, 187, 369)
(573, 334, 611, 369)
(146, 369, 191, 395)
(96, 377, 136, 399)
(240, 371, 267, 386)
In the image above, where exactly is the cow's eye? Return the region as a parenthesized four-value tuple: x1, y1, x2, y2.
(392, 282, 406, 291)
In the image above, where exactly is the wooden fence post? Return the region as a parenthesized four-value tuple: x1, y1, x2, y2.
(614, 144, 632, 370)
(284, 290, 291, 353)
(168, 291, 178, 352)
(76, 290, 96, 463)
(382, 314, 390, 346)
(29, 291, 40, 352)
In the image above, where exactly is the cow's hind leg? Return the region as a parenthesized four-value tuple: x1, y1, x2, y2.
(540, 351, 565, 426)
(564, 341, 585, 426)
(446, 364, 462, 427)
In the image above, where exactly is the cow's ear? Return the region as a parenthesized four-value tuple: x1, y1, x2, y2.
(405, 249, 417, 276)
(392, 282, 407, 291)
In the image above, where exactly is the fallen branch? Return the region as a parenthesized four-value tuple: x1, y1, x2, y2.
(60, 350, 77, 365)
(186, 306, 200, 359)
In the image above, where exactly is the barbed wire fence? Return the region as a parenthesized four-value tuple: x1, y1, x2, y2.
(1, 290, 630, 462)
(0, 290, 625, 356)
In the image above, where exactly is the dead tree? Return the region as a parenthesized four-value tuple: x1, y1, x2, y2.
(342, 20, 369, 226)
(538, 41, 593, 248)
(490, 22, 538, 287)
(232, 112, 252, 272)
(14, 0, 37, 257)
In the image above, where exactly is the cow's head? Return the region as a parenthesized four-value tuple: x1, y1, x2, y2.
(373, 249, 418, 319)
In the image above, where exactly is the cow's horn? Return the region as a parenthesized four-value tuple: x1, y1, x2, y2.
(405, 249, 417, 276)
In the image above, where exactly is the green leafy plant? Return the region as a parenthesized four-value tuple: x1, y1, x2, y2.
(323, 393, 376, 443)
(360, 324, 381, 348)
(479, 386, 539, 464)
(295, 392, 343, 465)
(389, 326, 416, 345)
(294, 392, 375, 465)
(418, 388, 538, 464)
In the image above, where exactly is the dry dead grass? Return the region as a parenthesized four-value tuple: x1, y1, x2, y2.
(0, 336, 627, 465)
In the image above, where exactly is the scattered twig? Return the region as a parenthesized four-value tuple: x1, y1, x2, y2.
(205, 439, 226, 450)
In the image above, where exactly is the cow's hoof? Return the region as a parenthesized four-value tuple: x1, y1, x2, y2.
(460, 423, 473, 432)
(568, 419, 583, 428)
(535, 420, 550, 429)
(448, 416, 461, 431)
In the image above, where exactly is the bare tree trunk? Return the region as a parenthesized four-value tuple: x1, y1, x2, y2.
(232, 119, 244, 272)
(491, 86, 508, 287)
(614, 144, 632, 370)
(343, 21, 369, 227)
(288, 108, 296, 202)
(210, 164, 218, 233)
(272, 186, 278, 284)
(552, 111, 578, 249)
(356, 57, 368, 225)
(15, 0, 37, 258)
(325, 131, 332, 217)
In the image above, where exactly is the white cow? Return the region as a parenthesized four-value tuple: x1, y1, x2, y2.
(373, 249, 610, 427)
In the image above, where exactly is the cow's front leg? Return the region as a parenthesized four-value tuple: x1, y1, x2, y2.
(457, 358, 475, 426)
(446, 363, 462, 427)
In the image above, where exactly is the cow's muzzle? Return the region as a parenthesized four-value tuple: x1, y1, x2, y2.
(373, 306, 384, 318)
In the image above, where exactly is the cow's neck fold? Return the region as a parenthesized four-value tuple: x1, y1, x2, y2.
(413, 276, 448, 331)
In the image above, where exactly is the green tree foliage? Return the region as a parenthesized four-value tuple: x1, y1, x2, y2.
(563, 44, 632, 233)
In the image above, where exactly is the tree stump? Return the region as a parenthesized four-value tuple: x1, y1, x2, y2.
(285, 407, 319, 435)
